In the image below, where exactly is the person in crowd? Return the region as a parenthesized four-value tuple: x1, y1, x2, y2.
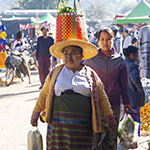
(30, 39, 115, 150)
(11, 31, 32, 84)
(36, 26, 54, 89)
(87, 29, 94, 43)
(84, 27, 132, 150)
(137, 25, 150, 79)
(123, 29, 132, 48)
(131, 37, 138, 47)
(133, 25, 139, 37)
(123, 45, 145, 136)
(110, 26, 123, 55)
(91, 31, 99, 48)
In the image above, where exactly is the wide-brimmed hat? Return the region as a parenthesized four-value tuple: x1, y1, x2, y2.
(50, 39, 98, 60)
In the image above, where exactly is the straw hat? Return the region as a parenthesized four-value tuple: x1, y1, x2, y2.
(50, 39, 98, 60)
(50, 12, 98, 60)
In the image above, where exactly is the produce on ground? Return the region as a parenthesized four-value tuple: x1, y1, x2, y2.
(140, 102, 150, 131)
(58, 6, 74, 13)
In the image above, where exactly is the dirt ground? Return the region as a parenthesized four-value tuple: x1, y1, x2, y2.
(0, 69, 150, 150)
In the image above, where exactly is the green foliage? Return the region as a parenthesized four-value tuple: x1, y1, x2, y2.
(85, 3, 108, 20)
(58, 6, 74, 13)
(18, 0, 70, 9)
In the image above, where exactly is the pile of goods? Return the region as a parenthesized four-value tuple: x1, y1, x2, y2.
(58, 6, 74, 13)
(140, 102, 150, 131)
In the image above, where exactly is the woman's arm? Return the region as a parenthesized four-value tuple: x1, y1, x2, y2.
(33, 75, 50, 112)
(31, 74, 50, 127)
(98, 81, 113, 116)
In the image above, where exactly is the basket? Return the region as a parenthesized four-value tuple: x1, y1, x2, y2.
(55, 0, 88, 43)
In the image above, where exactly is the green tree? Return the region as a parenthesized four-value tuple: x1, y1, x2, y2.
(18, 0, 70, 9)
(85, 3, 108, 20)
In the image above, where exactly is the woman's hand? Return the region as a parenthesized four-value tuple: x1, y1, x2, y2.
(30, 111, 40, 127)
(30, 118, 38, 127)
(105, 114, 115, 134)
(124, 104, 133, 113)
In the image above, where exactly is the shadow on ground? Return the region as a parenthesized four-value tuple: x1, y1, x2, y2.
(0, 90, 39, 99)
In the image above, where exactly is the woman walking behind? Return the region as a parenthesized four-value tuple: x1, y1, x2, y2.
(84, 28, 132, 150)
(123, 45, 145, 136)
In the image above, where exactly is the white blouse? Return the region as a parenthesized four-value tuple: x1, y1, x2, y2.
(54, 65, 91, 97)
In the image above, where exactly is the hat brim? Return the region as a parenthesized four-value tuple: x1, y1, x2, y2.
(50, 40, 98, 60)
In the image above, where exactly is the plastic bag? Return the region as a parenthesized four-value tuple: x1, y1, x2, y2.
(118, 114, 139, 149)
(27, 128, 43, 150)
(10, 55, 22, 66)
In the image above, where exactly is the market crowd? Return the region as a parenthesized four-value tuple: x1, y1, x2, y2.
(29, 18, 150, 150)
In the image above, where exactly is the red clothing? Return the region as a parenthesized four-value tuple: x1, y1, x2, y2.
(11, 38, 26, 52)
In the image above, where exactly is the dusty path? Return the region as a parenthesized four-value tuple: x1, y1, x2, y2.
(0, 69, 149, 150)
(0, 69, 47, 150)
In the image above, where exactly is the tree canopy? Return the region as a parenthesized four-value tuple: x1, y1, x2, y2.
(85, 3, 108, 20)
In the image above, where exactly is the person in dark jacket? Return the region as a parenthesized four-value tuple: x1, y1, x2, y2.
(84, 28, 132, 150)
(36, 26, 54, 89)
(123, 45, 145, 136)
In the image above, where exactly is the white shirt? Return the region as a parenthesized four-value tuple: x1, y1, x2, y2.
(11, 39, 25, 52)
(54, 66, 91, 97)
(123, 35, 132, 48)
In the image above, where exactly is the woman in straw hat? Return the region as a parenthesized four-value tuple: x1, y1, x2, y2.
(30, 38, 115, 149)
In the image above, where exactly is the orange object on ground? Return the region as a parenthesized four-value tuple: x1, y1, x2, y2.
(0, 50, 7, 68)
(140, 102, 150, 131)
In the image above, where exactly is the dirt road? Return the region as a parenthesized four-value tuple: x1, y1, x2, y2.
(0, 69, 149, 150)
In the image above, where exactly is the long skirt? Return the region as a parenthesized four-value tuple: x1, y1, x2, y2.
(46, 91, 93, 150)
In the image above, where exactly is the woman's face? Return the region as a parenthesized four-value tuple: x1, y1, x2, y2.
(98, 31, 113, 52)
(63, 46, 83, 71)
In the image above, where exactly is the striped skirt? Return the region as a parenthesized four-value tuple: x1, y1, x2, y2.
(46, 91, 93, 150)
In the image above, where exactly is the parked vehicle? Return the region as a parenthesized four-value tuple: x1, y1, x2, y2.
(28, 40, 38, 70)
(5, 49, 30, 86)
(5, 34, 15, 48)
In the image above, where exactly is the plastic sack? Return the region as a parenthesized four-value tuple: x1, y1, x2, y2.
(27, 128, 43, 150)
(10, 55, 22, 66)
(118, 114, 139, 149)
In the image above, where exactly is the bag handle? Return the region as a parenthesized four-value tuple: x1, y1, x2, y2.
(57, 0, 82, 15)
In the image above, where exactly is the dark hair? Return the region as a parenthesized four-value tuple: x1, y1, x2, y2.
(110, 26, 118, 35)
(123, 45, 138, 57)
(124, 29, 129, 34)
(96, 28, 114, 41)
(41, 26, 49, 32)
(131, 37, 138, 45)
(16, 31, 24, 39)
(62, 45, 83, 55)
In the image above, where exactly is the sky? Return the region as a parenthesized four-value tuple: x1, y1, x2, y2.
(0, 0, 142, 14)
